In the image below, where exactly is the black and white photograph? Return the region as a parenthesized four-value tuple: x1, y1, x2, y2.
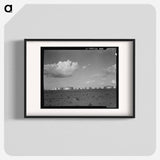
(41, 47, 118, 108)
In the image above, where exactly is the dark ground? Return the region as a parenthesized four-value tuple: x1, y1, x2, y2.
(43, 88, 117, 108)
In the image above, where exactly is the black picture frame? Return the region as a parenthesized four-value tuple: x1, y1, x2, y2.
(24, 39, 135, 118)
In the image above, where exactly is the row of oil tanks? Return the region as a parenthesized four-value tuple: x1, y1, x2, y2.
(53, 86, 116, 90)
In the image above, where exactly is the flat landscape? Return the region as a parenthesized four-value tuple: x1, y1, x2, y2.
(43, 88, 117, 108)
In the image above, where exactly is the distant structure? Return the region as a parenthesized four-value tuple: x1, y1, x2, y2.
(54, 87, 60, 90)
(63, 87, 73, 90)
(104, 85, 114, 89)
(54, 87, 73, 90)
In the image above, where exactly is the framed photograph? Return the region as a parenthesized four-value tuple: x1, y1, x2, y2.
(25, 39, 135, 118)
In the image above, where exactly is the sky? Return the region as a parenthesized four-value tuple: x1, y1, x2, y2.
(43, 47, 117, 90)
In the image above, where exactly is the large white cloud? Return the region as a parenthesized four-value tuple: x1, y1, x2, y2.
(44, 60, 79, 78)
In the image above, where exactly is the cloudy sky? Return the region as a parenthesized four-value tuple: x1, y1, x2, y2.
(43, 47, 117, 90)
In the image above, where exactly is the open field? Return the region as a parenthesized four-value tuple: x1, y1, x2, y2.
(43, 89, 117, 108)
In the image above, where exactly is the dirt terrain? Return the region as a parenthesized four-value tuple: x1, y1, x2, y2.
(43, 89, 117, 108)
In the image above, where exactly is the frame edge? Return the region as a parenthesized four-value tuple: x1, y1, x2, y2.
(24, 38, 135, 118)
